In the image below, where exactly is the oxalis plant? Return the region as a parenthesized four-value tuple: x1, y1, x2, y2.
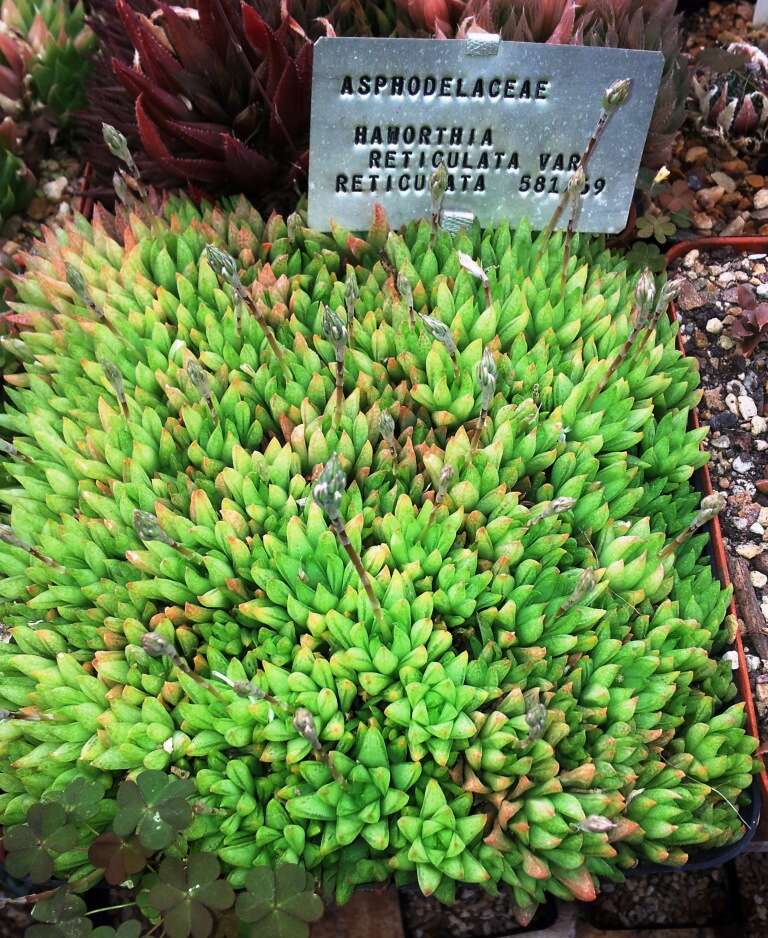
(0, 166, 760, 933)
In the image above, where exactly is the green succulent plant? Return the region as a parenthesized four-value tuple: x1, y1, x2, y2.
(0, 193, 759, 929)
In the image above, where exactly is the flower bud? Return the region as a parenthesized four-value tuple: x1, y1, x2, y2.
(142, 633, 177, 659)
(293, 707, 321, 751)
(397, 271, 413, 309)
(458, 252, 488, 285)
(187, 359, 211, 399)
(430, 160, 449, 217)
(379, 411, 395, 441)
(577, 815, 617, 834)
(133, 509, 175, 547)
(65, 264, 86, 299)
(635, 269, 656, 316)
(421, 314, 458, 358)
(525, 702, 547, 739)
(566, 166, 586, 196)
(102, 123, 138, 175)
(313, 453, 345, 524)
(204, 244, 239, 285)
(603, 78, 632, 111)
(322, 305, 348, 361)
(113, 172, 131, 204)
(476, 346, 497, 411)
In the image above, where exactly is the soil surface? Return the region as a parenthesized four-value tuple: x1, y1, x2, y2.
(670, 244, 768, 754)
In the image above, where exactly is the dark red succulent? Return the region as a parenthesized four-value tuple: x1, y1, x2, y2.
(83, 0, 318, 206)
(732, 284, 768, 356)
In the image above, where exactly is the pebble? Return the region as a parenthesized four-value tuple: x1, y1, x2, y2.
(42, 176, 68, 202)
(692, 211, 715, 230)
(711, 435, 731, 448)
(737, 543, 763, 559)
(754, 188, 768, 210)
(698, 185, 726, 209)
(706, 317, 724, 334)
(711, 171, 737, 193)
(738, 395, 758, 419)
(717, 271, 736, 286)
(682, 249, 699, 268)
(760, 507, 768, 526)
(752, 522, 766, 536)
(752, 415, 768, 434)
(733, 456, 753, 473)
(685, 145, 709, 163)
(757, 440, 768, 451)
(752, 571, 768, 589)
(721, 214, 747, 237)
(719, 335, 736, 349)
(757, 283, 768, 298)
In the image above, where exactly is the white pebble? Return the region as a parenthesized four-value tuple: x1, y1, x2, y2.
(751, 523, 766, 536)
(738, 395, 758, 419)
(732, 456, 753, 473)
(725, 393, 740, 415)
(751, 415, 768, 435)
(705, 317, 723, 334)
(751, 571, 768, 589)
(737, 543, 763, 559)
(722, 650, 739, 670)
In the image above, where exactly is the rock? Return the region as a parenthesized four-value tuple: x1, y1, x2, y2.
(710, 410, 739, 431)
(737, 543, 763, 559)
(751, 522, 766, 536)
(721, 215, 747, 237)
(692, 211, 715, 231)
(751, 571, 768, 589)
(711, 171, 737, 192)
(693, 329, 708, 349)
(42, 176, 68, 202)
(711, 435, 731, 449)
(733, 456, 753, 473)
(27, 197, 49, 221)
(738, 395, 758, 419)
(719, 335, 736, 350)
(703, 387, 725, 410)
(760, 507, 768, 526)
(685, 145, 708, 163)
(746, 175, 765, 188)
(697, 185, 725, 209)
(676, 279, 706, 310)
(757, 283, 768, 298)
(717, 271, 736, 286)
(757, 479, 768, 495)
(757, 440, 768, 451)
(754, 188, 768, 210)
(726, 393, 740, 415)
(752, 415, 768, 434)
(682, 249, 699, 269)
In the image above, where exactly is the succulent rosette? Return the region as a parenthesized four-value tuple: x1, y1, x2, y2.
(0, 194, 758, 924)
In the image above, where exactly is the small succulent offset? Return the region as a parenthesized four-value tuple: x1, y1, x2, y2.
(692, 42, 768, 151)
(0, 191, 759, 931)
(728, 283, 768, 355)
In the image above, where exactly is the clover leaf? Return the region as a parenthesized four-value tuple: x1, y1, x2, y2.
(88, 831, 150, 886)
(4, 803, 78, 883)
(113, 770, 194, 851)
(234, 864, 323, 938)
(27, 890, 92, 938)
(146, 853, 235, 938)
(92, 923, 144, 938)
(46, 777, 106, 825)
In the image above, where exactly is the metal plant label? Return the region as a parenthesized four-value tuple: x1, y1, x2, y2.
(308, 37, 663, 233)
